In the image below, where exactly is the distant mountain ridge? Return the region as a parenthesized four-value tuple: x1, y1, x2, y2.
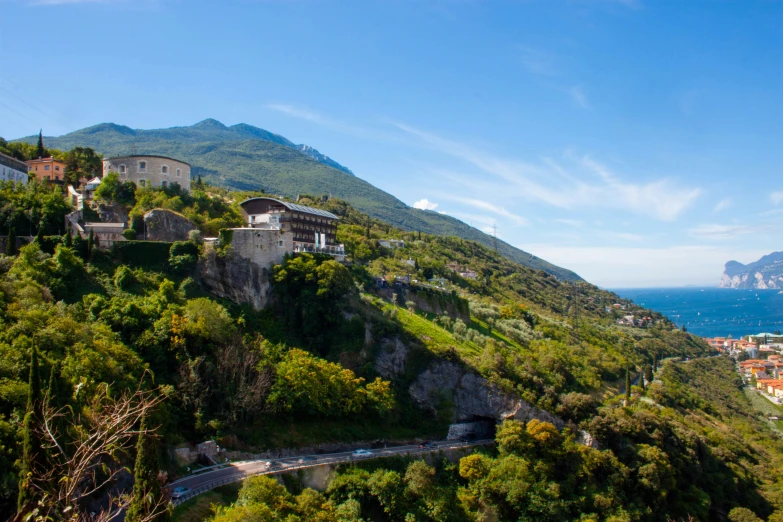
(719, 251, 783, 289)
(14, 119, 582, 281)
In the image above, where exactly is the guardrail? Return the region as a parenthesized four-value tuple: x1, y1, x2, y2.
(170, 440, 493, 507)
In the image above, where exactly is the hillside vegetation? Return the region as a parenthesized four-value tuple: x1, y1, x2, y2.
(12, 121, 581, 281)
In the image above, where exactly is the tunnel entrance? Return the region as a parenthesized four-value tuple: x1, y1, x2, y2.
(446, 417, 496, 441)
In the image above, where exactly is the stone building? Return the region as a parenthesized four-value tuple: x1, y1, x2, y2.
(102, 155, 191, 192)
(0, 152, 28, 184)
(239, 197, 344, 259)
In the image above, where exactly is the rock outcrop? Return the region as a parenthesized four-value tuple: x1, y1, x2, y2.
(719, 252, 783, 289)
(375, 338, 410, 379)
(143, 209, 196, 242)
(199, 249, 274, 310)
(409, 361, 564, 428)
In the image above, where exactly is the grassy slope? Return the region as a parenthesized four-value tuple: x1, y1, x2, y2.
(15, 122, 581, 281)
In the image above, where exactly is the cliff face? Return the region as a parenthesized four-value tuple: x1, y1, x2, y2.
(199, 249, 274, 310)
(143, 209, 196, 242)
(408, 360, 564, 428)
(719, 251, 783, 289)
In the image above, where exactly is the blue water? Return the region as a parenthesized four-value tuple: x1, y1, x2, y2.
(611, 287, 783, 339)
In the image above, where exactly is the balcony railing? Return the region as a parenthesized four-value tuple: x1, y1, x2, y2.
(293, 241, 345, 257)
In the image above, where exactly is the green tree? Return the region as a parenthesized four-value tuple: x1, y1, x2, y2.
(95, 171, 136, 205)
(625, 367, 631, 402)
(36, 130, 44, 159)
(126, 414, 168, 522)
(63, 147, 102, 186)
(87, 229, 94, 261)
(644, 364, 653, 383)
(6, 226, 16, 256)
(18, 342, 43, 512)
(728, 507, 763, 522)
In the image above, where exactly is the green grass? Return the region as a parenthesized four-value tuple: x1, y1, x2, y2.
(172, 483, 241, 522)
(390, 305, 481, 358)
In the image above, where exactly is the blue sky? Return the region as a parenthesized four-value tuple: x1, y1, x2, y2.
(1, 0, 781, 287)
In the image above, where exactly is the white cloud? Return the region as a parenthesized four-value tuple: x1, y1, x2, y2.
(519, 244, 770, 288)
(518, 46, 558, 76)
(556, 219, 584, 227)
(394, 122, 701, 221)
(412, 198, 438, 211)
(688, 224, 765, 240)
(713, 198, 732, 212)
(438, 194, 528, 226)
(569, 85, 590, 109)
(771, 191, 783, 205)
(267, 104, 329, 126)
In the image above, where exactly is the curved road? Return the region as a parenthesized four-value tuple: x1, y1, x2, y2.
(170, 439, 493, 506)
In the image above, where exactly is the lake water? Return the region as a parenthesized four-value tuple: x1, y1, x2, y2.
(612, 287, 783, 339)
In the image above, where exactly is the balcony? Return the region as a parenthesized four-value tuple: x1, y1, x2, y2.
(293, 241, 346, 259)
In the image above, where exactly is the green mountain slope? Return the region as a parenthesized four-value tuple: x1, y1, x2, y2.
(16, 120, 582, 281)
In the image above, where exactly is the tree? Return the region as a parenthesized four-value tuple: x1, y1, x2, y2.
(728, 507, 763, 522)
(6, 226, 17, 256)
(625, 367, 631, 402)
(405, 300, 416, 314)
(87, 229, 94, 261)
(95, 171, 136, 206)
(126, 414, 168, 522)
(640, 368, 645, 391)
(63, 147, 102, 186)
(645, 365, 654, 383)
(36, 130, 44, 159)
(16, 383, 165, 521)
(64, 228, 73, 248)
(17, 341, 43, 512)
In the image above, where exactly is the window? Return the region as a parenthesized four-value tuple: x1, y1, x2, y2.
(44, 165, 50, 171)
(55, 166, 60, 171)
(162, 180, 168, 188)
(138, 161, 147, 171)
(119, 165, 126, 174)
(176, 169, 181, 178)
(139, 179, 146, 187)
(161, 165, 169, 174)
(278, 240, 284, 247)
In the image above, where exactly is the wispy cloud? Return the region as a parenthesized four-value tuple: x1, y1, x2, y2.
(771, 191, 783, 205)
(267, 104, 331, 126)
(713, 198, 732, 213)
(568, 85, 590, 109)
(394, 122, 701, 221)
(556, 219, 584, 227)
(412, 198, 438, 211)
(517, 46, 558, 76)
(438, 194, 528, 226)
(688, 223, 765, 240)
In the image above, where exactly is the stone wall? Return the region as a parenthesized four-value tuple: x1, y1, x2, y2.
(377, 286, 470, 321)
(103, 155, 191, 191)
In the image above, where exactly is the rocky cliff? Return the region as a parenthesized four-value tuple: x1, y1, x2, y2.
(199, 248, 275, 310)
(719, 251, 783, 289)
(408, 360, 564, 428)
(143, 208, 196, 242)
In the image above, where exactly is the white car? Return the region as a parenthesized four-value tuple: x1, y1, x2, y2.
(170, 486, 189, 499)
(352, 449, 372, 458)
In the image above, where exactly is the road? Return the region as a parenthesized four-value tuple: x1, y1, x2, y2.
(169, 439, 493, 506)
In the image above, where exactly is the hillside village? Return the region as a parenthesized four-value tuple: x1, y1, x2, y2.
(6, 134, 783, 522)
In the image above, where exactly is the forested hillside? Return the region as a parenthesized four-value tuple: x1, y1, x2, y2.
(11, 122, 581, 281)
(1, 179, 753, 522)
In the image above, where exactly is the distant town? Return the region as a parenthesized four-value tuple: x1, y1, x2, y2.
(710, 333, 783, 404)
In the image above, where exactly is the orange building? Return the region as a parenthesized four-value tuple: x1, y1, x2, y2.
(27, 157, 68, 182)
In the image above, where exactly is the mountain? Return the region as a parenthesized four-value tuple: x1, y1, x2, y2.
(719, 251, 783, 289)
(15, 120, 582, 281)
